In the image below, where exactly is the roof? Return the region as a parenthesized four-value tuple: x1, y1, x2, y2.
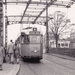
(3, 0, 73, 25)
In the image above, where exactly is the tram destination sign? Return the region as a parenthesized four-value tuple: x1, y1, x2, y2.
(29, 31, 40, 34)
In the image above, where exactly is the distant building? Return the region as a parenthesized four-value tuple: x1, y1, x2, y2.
(67, 37, 75, 48)
(58, 39, 70, 48)
(67, 32, 75, 48)
(44, 32, 70, 48)
(70, 32, 75, 39)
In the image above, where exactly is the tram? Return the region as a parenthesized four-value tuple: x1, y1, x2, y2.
(20, 27, 43, 60)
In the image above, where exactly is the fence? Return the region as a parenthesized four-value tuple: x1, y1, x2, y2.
(49, 48, 75, 57)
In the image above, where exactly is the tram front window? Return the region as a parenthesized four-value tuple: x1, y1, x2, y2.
(30, 36, 40, 44)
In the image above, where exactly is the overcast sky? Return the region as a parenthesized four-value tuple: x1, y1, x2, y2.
(7, 0, 75, 44)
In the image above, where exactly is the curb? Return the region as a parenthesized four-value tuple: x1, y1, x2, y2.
(16, 64, 21, 75)
(7, 64, 21, 75)
(14, 64, 21, 75)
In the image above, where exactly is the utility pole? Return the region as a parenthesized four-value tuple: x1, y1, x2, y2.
(46, 0, 49, 53)
(0, 0, 3, 45)
(4, 0, 8, 48)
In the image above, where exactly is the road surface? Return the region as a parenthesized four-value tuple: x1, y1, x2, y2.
(18, 54, 75, 75)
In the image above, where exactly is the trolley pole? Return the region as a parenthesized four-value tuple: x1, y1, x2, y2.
(46, 0, 49, 53)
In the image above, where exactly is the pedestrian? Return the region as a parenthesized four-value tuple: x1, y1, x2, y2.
(14, 43, 20, 64)
(0, 44, 4, 70)
(7, 40, 14, 64)
(17, 43, 21, 56)
(3, 47, 6, 63)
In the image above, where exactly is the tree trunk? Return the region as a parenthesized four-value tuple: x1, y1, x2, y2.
(54, 34, 59, 54)
(56, 38, 58, 48)
(54, 34, 59, 48)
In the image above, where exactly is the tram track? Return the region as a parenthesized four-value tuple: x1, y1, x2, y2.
(23, 59, 55, 75)
(25, 62, 54, 75)
(26, 63, 38, 75)
(18, 55, 75, 75)
(18, 61, 38, 75)
(24, 58, 74, 75)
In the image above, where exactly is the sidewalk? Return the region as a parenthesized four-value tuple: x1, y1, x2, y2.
(49, 53, 75, 61)
(0, 63, 20, 75)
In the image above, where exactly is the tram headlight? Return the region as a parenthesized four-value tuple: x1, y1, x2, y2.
(34, 50, 37, 52)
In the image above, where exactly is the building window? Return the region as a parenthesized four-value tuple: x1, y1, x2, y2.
(65, 43, 68, 47)
(50, 41, 54, 45)
(58, 43, 60, 48)
(61, 43, 64, 46)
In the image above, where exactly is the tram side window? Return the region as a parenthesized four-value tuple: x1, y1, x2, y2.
(21, 35, 24, 44)
(24, 35, 30, 44)
(21, 35, 29, 44)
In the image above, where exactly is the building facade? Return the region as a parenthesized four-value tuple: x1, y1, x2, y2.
(44, 32, 70, 48)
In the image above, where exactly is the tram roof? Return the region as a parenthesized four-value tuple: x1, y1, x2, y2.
(3, 0, 74, 25)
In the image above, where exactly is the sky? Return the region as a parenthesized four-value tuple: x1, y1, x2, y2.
(7, 24, 46, 44)
(7, 0, 75, 44)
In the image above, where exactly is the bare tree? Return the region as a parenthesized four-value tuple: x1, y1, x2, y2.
(71, 0, 75, 2)
(48, 11, 71, 48)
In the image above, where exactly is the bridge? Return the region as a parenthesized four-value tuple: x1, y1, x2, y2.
(0, 0, 74, 52)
